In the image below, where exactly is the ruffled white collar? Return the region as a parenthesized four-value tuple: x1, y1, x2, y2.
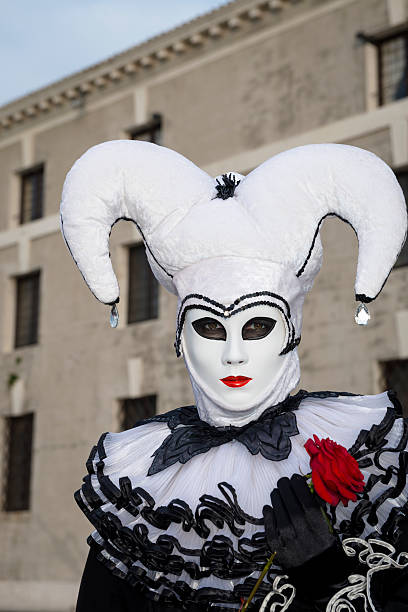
(76, 391, 407, 608)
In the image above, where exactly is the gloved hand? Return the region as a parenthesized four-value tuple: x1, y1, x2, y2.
(263, 474, 355, 604)
(263, 473, 335, 569)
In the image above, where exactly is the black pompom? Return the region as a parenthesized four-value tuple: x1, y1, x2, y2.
(215, 173, 240, 200)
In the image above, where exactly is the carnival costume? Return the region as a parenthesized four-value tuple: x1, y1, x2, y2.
(60, 141, 408, 611)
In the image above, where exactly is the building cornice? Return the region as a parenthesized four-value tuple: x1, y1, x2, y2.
(0, 0, 302, 132)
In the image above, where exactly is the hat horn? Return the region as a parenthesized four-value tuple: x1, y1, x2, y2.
(60, 140, 214, 303)
(238, 143, 407, 301)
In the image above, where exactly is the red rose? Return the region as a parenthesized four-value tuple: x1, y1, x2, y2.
(304, 435, 365, 507)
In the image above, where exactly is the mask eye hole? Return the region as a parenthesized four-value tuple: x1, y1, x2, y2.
(192, 317, 226, 340)
(242, 317, 276, 340)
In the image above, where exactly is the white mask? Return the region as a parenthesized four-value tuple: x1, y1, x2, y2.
(181, 303, 300, 427)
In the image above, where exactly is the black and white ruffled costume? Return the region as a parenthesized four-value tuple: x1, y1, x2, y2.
(60, 142, 408, 610)
(74, 391, 408, 610)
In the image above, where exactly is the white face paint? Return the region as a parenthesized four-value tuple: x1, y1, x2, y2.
(181, 304, 288, 425)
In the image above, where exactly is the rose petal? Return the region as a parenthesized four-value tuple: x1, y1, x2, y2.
(312, 470, 339, 506)
(306, 435, 365, 508)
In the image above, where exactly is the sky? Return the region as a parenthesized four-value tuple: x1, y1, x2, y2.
(0, 0, 231, 107)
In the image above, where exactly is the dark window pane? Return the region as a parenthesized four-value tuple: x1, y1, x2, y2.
(119, 396, 156, 431)
(3, 413, 34, 511)
(15, 272, 40, 347)
(20, 165, 44, 224)
(128, 245, 158, 323)
(379, 34, 408, 105)
(129, 114, 162, 144)
(394, 170, 408, 267)
(380, 359, 408, 416)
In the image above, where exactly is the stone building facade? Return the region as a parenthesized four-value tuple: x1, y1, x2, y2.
(0, 0, 408, 609)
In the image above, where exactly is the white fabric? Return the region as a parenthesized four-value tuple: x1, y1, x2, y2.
(60, 140, 214, 302)
(173, 257, 306, 339)
(176, 261, 303, 424)
(61, 141, 407, 426)
(183, 350, 299, 428)
(81, 392, 407, 604)
(181, 303, 289, 426)
(60, 141, 407, 307)
(181, 304, 299, 426)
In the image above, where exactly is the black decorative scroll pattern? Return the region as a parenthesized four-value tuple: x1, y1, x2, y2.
(78, 465, 265, 542)
(330, 391, 408, 546)
(132, 390, 358, 475)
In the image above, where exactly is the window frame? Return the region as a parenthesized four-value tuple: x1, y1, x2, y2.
(128, 113, 162, 143)
(377, 30, 408, 107)
(3, 412, 34, 512)
(118, 395, 157, 431)
(393, 166, 408, 269)
(379, 358, 408, 417)
(19, 163, 45, 225)
(14, 270, 41, 348)
(358, 25, 408, 107)
(127, 243, 159, 324)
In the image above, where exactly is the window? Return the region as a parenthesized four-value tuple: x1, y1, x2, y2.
(394, 169, 408, 268)
(20, 164, 44, 224)
(15, 271, 40, 348)
(128, 245, 158, 323)
(380, 359, 408, 417)
(3, 413, 34, 511)
(377, 32, 408, 106)
(118, 396, 156, 431)
(128, 113, 162, 143)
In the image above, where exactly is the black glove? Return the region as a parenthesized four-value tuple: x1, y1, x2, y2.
(263, 473, 334, 568)
(263, 474, 355, 604)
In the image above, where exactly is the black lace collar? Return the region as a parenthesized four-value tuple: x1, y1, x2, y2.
(134, 390, 357, 476)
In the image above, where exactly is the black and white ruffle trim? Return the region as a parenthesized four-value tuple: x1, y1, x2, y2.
(77, 476, 278, 609)
(331, 391, 408, 546)
(75, 390, 408, 610)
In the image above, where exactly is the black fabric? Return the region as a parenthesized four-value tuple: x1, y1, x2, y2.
(263, 475, 336, 569)
(262, 474, 358, 608)
(371, 519, 408, 612)
(287, 543, 357, 606)
(371, 566, 408, 612)
(76, 545, 182, 612)
(148, 410, 298, 475)
(214, 173, 240, 200)
(135, 390, 358, 475)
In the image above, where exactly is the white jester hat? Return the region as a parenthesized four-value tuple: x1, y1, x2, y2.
(60, 140, 407, 423)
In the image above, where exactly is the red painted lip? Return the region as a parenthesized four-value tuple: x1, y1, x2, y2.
(220, 376, 252, 388)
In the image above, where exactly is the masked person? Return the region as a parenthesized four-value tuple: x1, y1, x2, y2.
(61, 141, 408, 611)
